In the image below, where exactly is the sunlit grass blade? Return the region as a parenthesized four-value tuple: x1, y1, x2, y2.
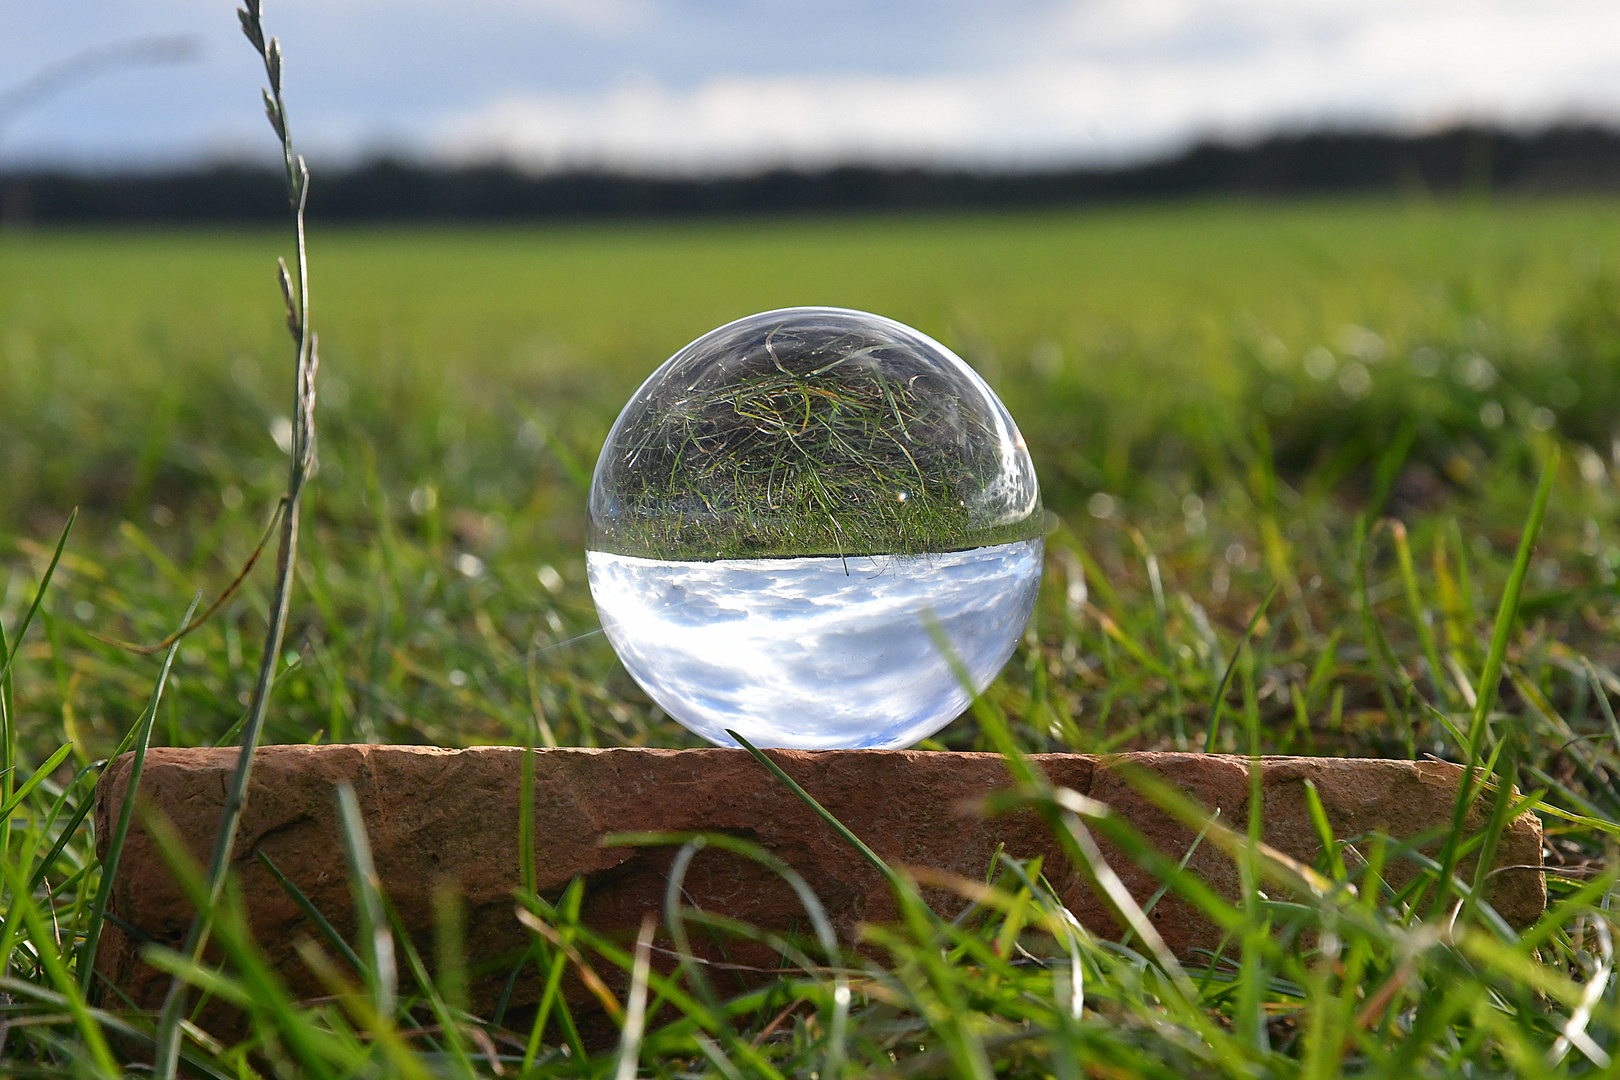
(381, 891, 476, 1079)
(613, 915, 656, 1080)
(1432, 446, 1558, 918)
(0, 741, 72, 824)
(518, 878, 590, 1068)
(334, 781, 397, 1021)
(1390, 519, 1453, 709)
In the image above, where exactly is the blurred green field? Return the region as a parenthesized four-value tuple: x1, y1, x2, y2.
(8, 198, 1620, 1074)
(3, 198, 1620, 756)
(6, 198, 1620, 518)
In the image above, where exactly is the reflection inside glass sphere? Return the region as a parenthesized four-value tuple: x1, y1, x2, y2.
(587, 307, 1043, 749)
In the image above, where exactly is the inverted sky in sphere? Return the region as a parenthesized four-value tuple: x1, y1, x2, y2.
(588, 539, 1043, 749)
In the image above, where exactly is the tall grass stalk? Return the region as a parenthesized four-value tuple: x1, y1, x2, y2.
(152, 2, 319, 1073)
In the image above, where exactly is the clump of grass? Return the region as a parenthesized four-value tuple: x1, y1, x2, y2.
(591, 314, 1043, 561)
(0, 249, 1618, 1073)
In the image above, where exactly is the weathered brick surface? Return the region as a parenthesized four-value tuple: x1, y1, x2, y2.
(96, 746, 1543, 1020)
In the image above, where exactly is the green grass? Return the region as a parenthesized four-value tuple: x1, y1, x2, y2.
(2, 197, 1620, 1074)
(590, 310, 1044, 560)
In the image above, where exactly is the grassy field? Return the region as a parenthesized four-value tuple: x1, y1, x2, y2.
(3, 198, 1620, 1074)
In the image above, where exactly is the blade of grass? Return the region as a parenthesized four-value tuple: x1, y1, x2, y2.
(1, 859, 118, 1077)
(1390, 519, 1454, 709)
(616, 828, 848, 1075)
(255, 849, 364, 974)
(1463, 753, 1520, 928)
(1585, 658, 1620, 757)
(1355, 517, 1415, 753)
(925, 618, 1205, 1004)
(139, 805, 350, 1078)
(139, 947, 254, 1007)
(613, 915, 656, 1080)
(78, 593, 198, 994)
(520, 715, 536, 895)
(1237, 654, 1270, 1053)
(1447, 516, 1480, 664)
(1117, 811, 1218, 949)
(335, 781, 397, 1020)
(26, 761, 99, 892)
(293, 938, 431, 1080)
(0, 976, 236, 1080)
(430, 880, 468, 1017)
(1433, 526, 1468, 661)
(0, 509, 76, 888)
(26, 713, 162, 897)
(1431, 447, 1557, 917)
(1129, 528, 1187, 748)
(519, 877, 588, 1069)
(1302, 779, 1348, 883)
(0, 742, 72, 825)
(1203, 582, 1278, 752)
(515, 891, 782, 1070)
(0, 508, 75, 688)
(381, 892, 476, 1079)
(1367, 421, 1418, 523)
(208, 650, 303, 748)
(727, 728, 903, 894)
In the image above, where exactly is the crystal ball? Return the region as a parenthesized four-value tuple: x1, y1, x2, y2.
(587, 307, 1043, 749)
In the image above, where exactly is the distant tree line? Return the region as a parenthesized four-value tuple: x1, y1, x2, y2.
(5, 124, 1620, 224)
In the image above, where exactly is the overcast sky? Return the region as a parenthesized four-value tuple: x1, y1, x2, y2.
(3, 0, 1618, 173)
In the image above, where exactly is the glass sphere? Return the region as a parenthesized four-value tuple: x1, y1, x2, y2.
(587, 307, 1043, 749)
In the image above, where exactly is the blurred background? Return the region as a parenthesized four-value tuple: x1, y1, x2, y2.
(3, 1, 1620, 759)
(5, 0, 1620, 220)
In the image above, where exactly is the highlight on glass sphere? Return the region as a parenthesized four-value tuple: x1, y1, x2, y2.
(586, 306, 1043, 750)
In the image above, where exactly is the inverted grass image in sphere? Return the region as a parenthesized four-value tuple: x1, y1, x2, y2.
(587, 307, 1043, 749)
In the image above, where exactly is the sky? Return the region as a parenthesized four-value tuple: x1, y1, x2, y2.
(3, 0, 1619, 173)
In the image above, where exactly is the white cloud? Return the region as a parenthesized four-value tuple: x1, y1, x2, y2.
(5, 0, 1618, 168)
(277, 0, 654, 34)
(433, 0, 1620, 171)
(435, 76, 1000, 172)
